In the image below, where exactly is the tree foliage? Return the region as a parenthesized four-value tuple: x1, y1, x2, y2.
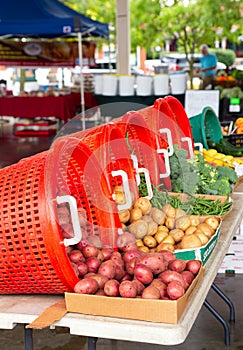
(59, 0, 243, 63)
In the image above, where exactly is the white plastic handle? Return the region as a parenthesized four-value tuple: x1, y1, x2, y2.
(194, 142, 204, 154)
(131, 154, 141, 185)
(136, 167, 153, 200)
(159, 128, 174, 156)
(111, 170, 132, 210)
(56, 195, 82, 247)
(157, 149, 171, 179)
(181, 137, 194, 158)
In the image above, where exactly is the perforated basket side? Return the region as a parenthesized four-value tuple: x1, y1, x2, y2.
(0, 151, 72, 294)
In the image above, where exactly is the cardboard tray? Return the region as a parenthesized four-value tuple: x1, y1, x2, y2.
(174, 220, 221, 265)
(65, 266, 204, 325)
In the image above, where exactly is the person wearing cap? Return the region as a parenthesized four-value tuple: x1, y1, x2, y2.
(199, 44, 218, 89)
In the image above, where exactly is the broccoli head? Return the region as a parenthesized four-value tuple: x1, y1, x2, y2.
(206, 178, 232, 196)
(216, 166, 238, 184)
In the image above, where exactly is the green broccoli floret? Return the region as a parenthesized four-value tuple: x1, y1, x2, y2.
(216, 166, 238, 184)
(171, 172, 200, 194)
(206, 178, 231, 196)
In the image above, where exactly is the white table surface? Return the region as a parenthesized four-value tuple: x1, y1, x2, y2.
(1, 188, 243, 346)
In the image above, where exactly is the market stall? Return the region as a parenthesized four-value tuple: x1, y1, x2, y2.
(0, 188, 242, 350)
(0, 94, 243, 350)
(0, 92, 97, 123)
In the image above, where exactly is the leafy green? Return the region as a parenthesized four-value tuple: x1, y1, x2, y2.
(169, 145, 237, 196)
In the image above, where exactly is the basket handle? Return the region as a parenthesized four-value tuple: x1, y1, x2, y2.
(194, 142, 204, 154)
(111, 170, 132, 210)
(157, 149, 171, 179)
(57, 195, 82, 247)
(159, 128, 174, 156)
(181, 137, 194, 158)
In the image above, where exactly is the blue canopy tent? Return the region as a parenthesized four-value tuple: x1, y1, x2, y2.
(0, 0, 109, 38)
(0, 0, 109, 129)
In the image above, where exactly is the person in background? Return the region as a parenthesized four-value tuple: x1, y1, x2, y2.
(199, 44, 218, 90)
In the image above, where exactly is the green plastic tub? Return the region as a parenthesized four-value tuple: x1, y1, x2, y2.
(189, 107, 223, 149)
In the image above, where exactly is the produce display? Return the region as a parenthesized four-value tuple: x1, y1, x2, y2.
(168, 145, 238, 196)
(71, 240, 202, 300)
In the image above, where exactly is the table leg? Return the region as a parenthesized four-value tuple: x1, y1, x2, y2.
(204, 299, 230, 346)
(87, 337, 98, 350)
(212, 282, 235, 323)
(24, 325, 33, 350)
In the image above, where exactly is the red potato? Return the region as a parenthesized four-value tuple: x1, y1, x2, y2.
(104, 279, 120, 297)
(77, 207, 87, 228)
(114, 265, 126, 281)
(117, 232, 137, 251)
(137, 253, 167, 275)
(77, 261, 88, 277)
(100, 248, 113, 261)
(120, 272, 132, 282)
(89, 273, 108, 289)
(110, 254, 125, 269)
(70, 262, 79, 277)
(168, 259, 186, 273)
(61, 224, 74, 239)
(132, 279, 145, 295)
(157, 250, 176, 264)
(123, 249, 142, 263)
(167, 281, 185, 300)
(119, 280, 137, 298)
(58, 214, 70, 226)
(98, 260, 117, 279)
(95, 289, 106, 296)
(97, 250, 105, 262)
(150, 279, 167, 298)
(85, 257, 101, 273)
(133, 264, 153, 285)
(158, 270, 187, 289)
(82, 244, 99, 258)
(69, 249, 85, 264)
(122, 242, 139, 252)
(74, 277, 99, 294)
(76, 240, 88, 250)
(58, 206, 70, 217)
(125, 257, 138, 275)
(87, 235, 102, 249)
(181, 270, 195, 288)
(186, 260, 202, 275)
(142, 285, 161, 300)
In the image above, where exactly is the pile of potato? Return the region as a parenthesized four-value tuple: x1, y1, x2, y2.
(114, 189, 220, 253)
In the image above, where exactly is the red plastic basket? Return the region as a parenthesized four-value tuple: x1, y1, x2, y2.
(67, 123, 139, 203)
(0, 139, 122, 294)
(163, 96, 194, 157)
(132, 105, 172, 190)
(112, 111, 165, 188)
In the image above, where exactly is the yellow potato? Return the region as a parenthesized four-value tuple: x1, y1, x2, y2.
(185, 226, 197, 235)
(162, 234, 175, 245)
(154, 230, 168, 244)
(169, 228, 185, 243)
(195, 231, 209, 246)
(156, 242, 175, 252)
(180, 234, 202, 249)
(143, 235, 157, 248)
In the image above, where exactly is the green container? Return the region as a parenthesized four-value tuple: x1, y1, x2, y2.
(189, 107, 223, 149)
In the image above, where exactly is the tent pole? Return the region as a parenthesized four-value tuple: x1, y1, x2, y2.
(78, 31, 86, 130)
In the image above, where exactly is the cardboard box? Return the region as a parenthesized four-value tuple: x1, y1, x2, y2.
(174, 221, 221, 265)
(65, 267, 204, 325)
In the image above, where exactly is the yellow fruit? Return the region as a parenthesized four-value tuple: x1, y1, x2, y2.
(206, 149, 218, 156)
